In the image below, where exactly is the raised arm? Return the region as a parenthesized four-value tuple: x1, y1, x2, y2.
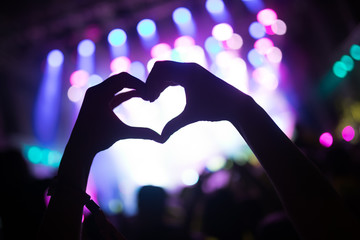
(145, 61, 360, 240)
(38, 72, 160, 240)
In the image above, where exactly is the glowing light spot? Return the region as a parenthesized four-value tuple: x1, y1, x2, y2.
(204, 36, 222, 54)
(212, 23, 234, 41)
(67, 86, 85, 102)
(206, 0, 225, 14)
(108, 29, 127, 47)
(271, 19, 287, 35)
(28, 146, 42, 164)
(350, 44, 360, 61)
(247, 48, 265, 67)
(252, 67, 278, 90)
(249, 22, 266, 39)
(174, 36, 195, 48)
(137, 19, 156, 38)
(257, 8, 277, 26)
(77, 39, 95, 57)
(215, 51, 236, 68)
(172, 7, 192, 25)
(129, 61, 146, 81)
(225, 33, 243, 50)
(340, 55, 354, 71)
(88, 74, 103, 87)
(266, 47, 282, 63)
(47, 49, 64, 67)
(151, 43, 172, 59)
(206, 155, 226, 172)
(70, 70, 89, 87)
(110, 56, 131, 73)
(48, 150, 61, 167)
(342, 126, 355, 142)
(254, 37, 274, 55)
(333, 61, 347, 78)
(108, 199, 123, 214)
(319, 132, 333, 148)
(181, 169, 199, 186)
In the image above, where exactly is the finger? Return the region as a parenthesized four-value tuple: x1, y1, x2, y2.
(109, 90, 140, 109)
(145, 61, 183, 102)
(160, 111, 194, 143)
(122, 126, 162, 143)
(100, 72, 146, 97)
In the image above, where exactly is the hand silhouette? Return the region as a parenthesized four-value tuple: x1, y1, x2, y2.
(69, 72, 161, 154)
(144, 61, 249, 142)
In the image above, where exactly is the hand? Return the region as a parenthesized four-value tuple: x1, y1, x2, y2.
(145, 61, 249, 142)
(69, 72, 161, 154)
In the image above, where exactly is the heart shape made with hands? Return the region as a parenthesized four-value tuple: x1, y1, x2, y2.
(113, 86, 186, 135)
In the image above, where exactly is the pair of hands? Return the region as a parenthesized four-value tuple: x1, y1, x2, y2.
(70, 61, 246, 154)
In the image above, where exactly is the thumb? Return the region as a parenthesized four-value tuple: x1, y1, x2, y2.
(160, 111, 194, 143)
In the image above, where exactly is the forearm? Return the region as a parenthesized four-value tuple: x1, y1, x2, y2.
(230, 95, 360, 239)
(38, 140, 95, 240)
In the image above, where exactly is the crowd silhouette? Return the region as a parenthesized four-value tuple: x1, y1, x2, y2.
(1, 61, 360, 240)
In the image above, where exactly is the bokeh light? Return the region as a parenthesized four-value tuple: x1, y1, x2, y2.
(108, 29, 127, 47)
(342, 125, 355, 142)
(70, 70, 89, 87)
(137, 19, 157, 38)
(204, 36, 223, 55)
(67, 86, 85, 102)
(172, 7, 192, 25)
(151, 43, 172, 59)
(271, 19, 287, 35)
(181, 169, 199, 186)
(225, 33, 243, 50)
(88, 74, 103, 87)
(350, 44, 360, 61)
(319, 132, 333, 148)
(206, 0, 225, 14)
(249, 22, 266, 39)
(247, 48, 265, 67)
(266, 47, 282, 63)
(129, 61, 146, 81)
(252, 67, 278, 90)
(340, 55, 354, 71)
(212, 23, 234, 41)
(47, 49, 64, 67)
(206, 155, 226, 172)
(332, 61, 348, 78)
(77, 39, 95, 57)
(257, 8, 277, 26)
(110, 56, 131, 73)
(28, 146, 42, 164)
(174, 36, 195, 48)
(108, 199, 123, 214)
(254, 37, 274, 55)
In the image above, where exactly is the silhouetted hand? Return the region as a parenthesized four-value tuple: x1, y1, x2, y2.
(69, 72, 161, 154)
(145, 61, 249, 142)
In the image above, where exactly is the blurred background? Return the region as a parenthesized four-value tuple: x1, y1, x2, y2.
(1, 0, 360, 222)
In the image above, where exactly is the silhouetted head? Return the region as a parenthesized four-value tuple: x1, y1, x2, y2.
(137, 185, 167, 220)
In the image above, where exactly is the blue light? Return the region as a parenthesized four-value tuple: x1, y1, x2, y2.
(35, 49, 63, 144)
(204, 36, 222, 55)
(172, 7, 192, 25)
(241, 0, 264, 13)
(47, 50, 64, 67)
(137, 19, 157, 38)
(108, 29, 127, 46)
(129, 61, 146, 81)
(249, 22, 266, 39)
(205, 0, 225, 14)
(247, 48, 265, 67)
(78, 39, 95, 57)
